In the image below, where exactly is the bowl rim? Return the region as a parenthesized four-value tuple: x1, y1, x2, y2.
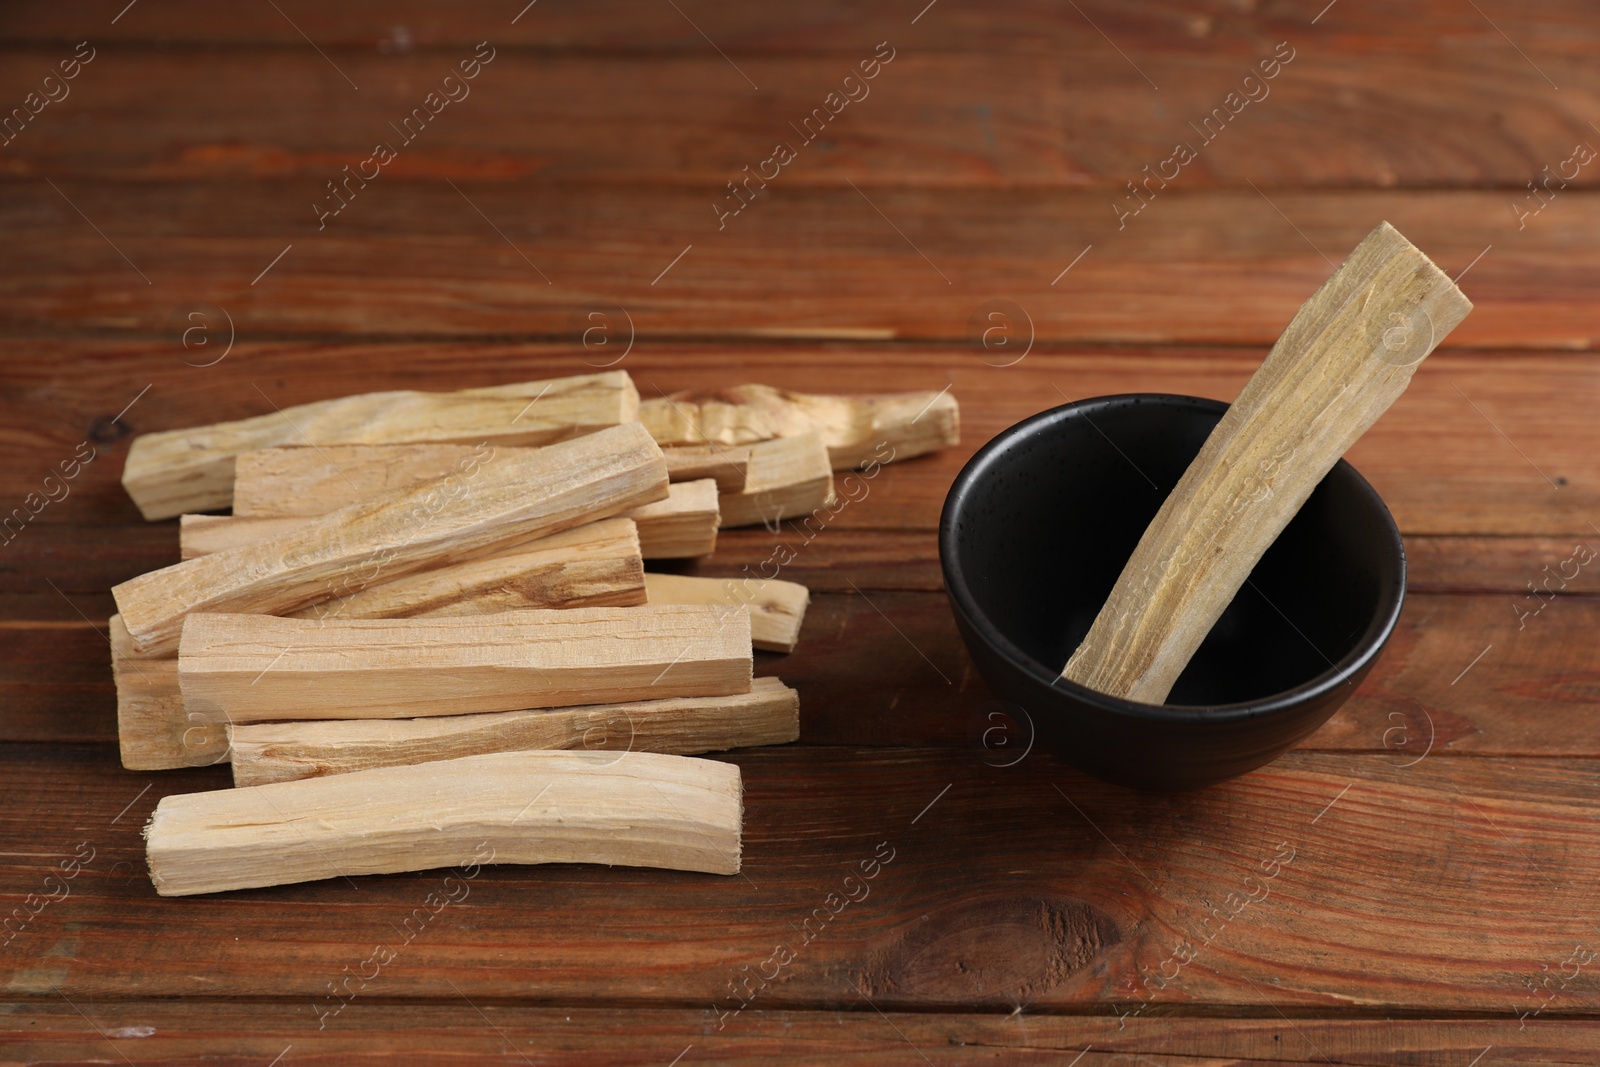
(938, 392, 1407, 723)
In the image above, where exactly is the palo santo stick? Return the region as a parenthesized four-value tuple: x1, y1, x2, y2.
(662, 444, 751, 492)
(182, 481, 716, 562)
(231, 443, 499, 517)
(112, 614, 226, 770)
(626, 478, 719, 557)
(236, 442, 729, 521)
(645, 573, 809, 653)
(228, 439, 721, 558)
(145, 749, 743, 895)
(717, 434, 834, 528)
(177, 514, 301, 558)
(641, 383, 959, 470)
(114, 423, 667, 657)
(113, 519, 643, 769)
(1062, 221, 1472, 704)
(228, 676, 798, 787)
(178, 605, 753, 723)
(286, 517, 644, 620)
(121, 371, 639, 520)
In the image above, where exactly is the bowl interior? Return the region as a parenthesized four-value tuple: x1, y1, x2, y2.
(947, 394, 1398, 707)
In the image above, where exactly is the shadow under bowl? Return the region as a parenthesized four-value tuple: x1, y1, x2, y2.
(939, 394, 1406, 791)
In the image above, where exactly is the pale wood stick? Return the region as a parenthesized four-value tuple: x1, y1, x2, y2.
(114, 518, 643, 769)
(177, 514, 304, 558)
(113, 423, 667, 657)
(177, 605, 753, 723)
(231, 443, 498, 516)
(121, 371, 639, 520)
(182, 480, 716, 562)
(226, 437, 719, 558)
(112, 614, 226, 770)
(644, 573, 809, 653)
(1062, 221, 1472, 704)
(228, 676, 798, 787)
(624, 479, 720, 557)
(237, 442, 744, 512)
(641, 383, 959, 470)
(717, 434, 835, 528)
(662, 444, 751, 491)
(284, 517, 644, 620)
(176, 518, 643, 607)
(145, 749, 743, 895)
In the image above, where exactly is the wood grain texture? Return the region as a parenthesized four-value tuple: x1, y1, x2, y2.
(228, 676, 799, 786)
(18, 522, 1598, 613)
(231, 443, 508, 517)
(5, 13, 1600, 191)
(1065, 221, 1472, 702)
(113, 422, 668, 656)
(663, 444, 750, 492)
(177, 605, 753, 722)
(622, 478, 721, 557)
(50, 588, 1600, 761)
(121, 372, 636, 519)
(7, 343, 1598, 538)
(4, 0, 1598, 1040)
(5, 1003, 1597, 1065)
(113, 517, 641, 769)
(184, 476, 716, 559)
(718, 434, 836, 528)
(147, 749, 744, 895)
(646, 572, 810, 653)
(9, 0, 1600, 56)
(4, 741, 1600, 1016)
(642, 384, 959, 470)
(109, 613, 220, 770)
(6, 183, 1599, 347)
(281, 516, 646, 619)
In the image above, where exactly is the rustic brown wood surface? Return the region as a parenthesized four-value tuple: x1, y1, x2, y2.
(2, 2, 1596, 1062)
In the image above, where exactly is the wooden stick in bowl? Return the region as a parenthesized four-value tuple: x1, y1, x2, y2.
(1061, 221, 1472, 704)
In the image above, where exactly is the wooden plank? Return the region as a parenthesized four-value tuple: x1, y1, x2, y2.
(228, 676, 799, 786)
(718, 434, 835, 528)
(642, 384, 959, 471)
(21, 587, 1600, 758)
(7, 742, 1600, 1014)
(6, 342, 1597, 537)
(184, 480, 717, 561)
(177, 606, 752, 722)
(9, 0, 1600, 57)
(0, 49, 1068, 188)
(113, 422, 668, 656)
(7, 184, 1600, 348)
(3, 44, 1598, 191)
(4, 1002, 1596, 1065)
(120, 371, 637, 520)
(147, 750, 744, 895)
(645, 572, 809, 653)
(14, 519, 1591, 608)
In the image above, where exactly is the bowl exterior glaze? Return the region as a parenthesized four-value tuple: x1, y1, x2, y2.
(939, 394, 1406, 791)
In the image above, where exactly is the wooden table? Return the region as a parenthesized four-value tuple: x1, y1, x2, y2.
(5, 2, 1598, 1062)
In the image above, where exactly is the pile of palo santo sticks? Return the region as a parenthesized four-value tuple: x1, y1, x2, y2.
(106, 371, 959, 895)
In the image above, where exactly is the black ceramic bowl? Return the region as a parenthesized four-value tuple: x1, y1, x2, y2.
(940, 394, 1405, 791)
